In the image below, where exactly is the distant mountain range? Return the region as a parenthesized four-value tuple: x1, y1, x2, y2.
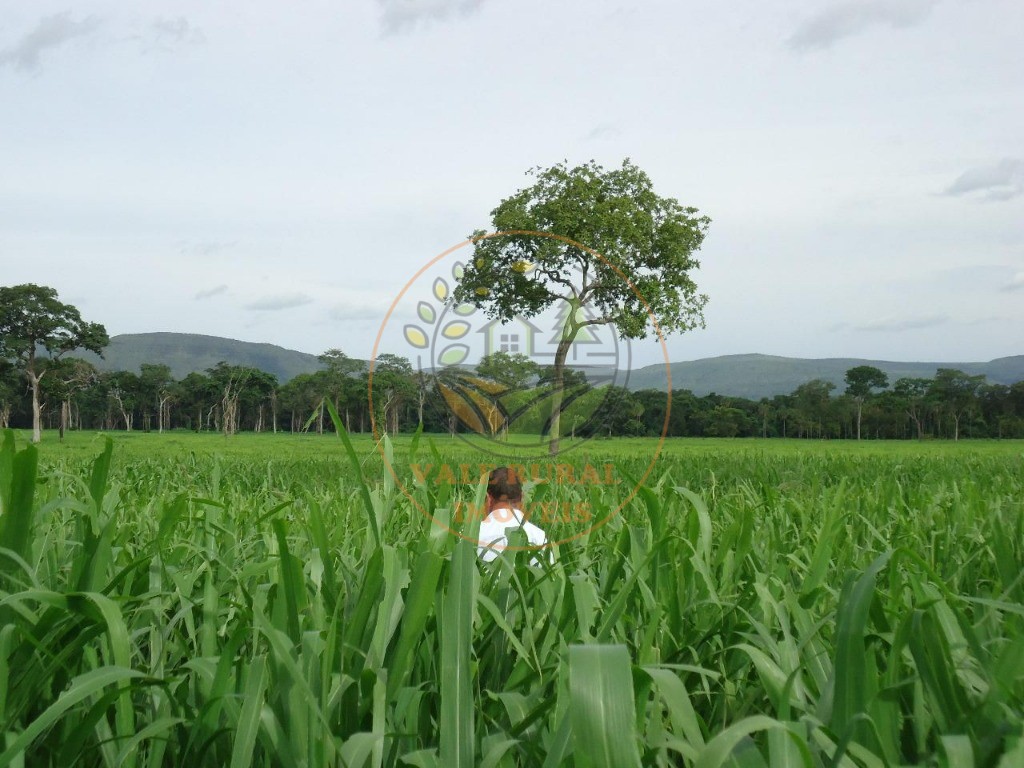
(80, 333, 322, 383)
(624, 354, 1024, 399)
(82, 333, 1024, 399)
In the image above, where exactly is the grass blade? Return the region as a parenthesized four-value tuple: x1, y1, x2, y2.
(568, 644, 642, 768)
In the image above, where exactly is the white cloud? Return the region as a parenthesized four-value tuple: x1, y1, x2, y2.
(0, 12, 101, 71)
(788, 0, 937, 51)
(1002, 272, 1024, 292)
(245, 294, 313, 311)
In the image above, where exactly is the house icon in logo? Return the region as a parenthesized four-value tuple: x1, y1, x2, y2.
(477, 317, 544, 358)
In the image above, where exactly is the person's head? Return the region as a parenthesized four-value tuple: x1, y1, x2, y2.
(486, 466, 523, 510)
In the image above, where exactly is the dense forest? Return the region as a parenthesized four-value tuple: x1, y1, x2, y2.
(2, 348, 1023, 440)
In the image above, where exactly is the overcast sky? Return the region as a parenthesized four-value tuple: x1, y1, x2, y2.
(2, 0, 1022, 369)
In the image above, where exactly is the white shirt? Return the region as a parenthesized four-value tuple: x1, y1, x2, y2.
(476, 506, 549, 564)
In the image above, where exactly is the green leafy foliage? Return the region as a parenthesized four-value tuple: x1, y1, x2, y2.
(0, 431, 1021, 766)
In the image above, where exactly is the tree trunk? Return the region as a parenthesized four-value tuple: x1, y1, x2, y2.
(548, 335, 574, 456)
(112, 390, 132, 431)
(29, 369, 43, 443)
(855, 401, 863, 440)
(158, 395, 170, 433)
(60, 398, 71, 441)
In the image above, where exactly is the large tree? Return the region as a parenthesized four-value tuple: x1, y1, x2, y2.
(844, 365, 888, 440)
(318, 348, 365, 431)
(0, 284, 108, 443)
(369, 354, 415, 435)
(138, 363, 176, 433)
(929, 368, 985, 441)
(454, 159, 710, 453)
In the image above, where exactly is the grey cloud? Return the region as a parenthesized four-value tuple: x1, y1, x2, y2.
(177, 240, 238, 257)
(788, 0, 936, 51)
(943, 159, 1024, 201)
(329, 303, 388, 322)
(378, 0, 485, 35)
(585, 123, 622, 141)
(246, 294, 313, 311)
(965, 314, 1014, 326)
(151, 17, 206, 48)
(0, 12, 101, 72)
(854, 314, 948, 332)
(194, 284, 228, 300)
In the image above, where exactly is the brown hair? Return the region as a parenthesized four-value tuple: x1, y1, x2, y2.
(487, 466, 523, 502)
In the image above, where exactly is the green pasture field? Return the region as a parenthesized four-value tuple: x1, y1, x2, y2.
(1, 428, 1022, 766)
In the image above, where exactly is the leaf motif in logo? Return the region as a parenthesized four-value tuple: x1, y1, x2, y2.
(433, 277, 449, 302)
(438, 344, 469, 366)
(404, 324, 428, 349)
(452, 302, 476, 317)
(417, 301, 436, 325)
(438, 379, 507, 435)
(441, 320, 470, 340)
(438, 382, 488, 434)
(452, 261, 465, 279)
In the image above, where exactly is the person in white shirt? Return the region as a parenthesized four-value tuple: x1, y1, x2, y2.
(476, 466, 550, 564)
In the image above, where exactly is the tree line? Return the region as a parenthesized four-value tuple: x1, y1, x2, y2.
(3, 284, 1022, 441)
(2, 347, 1023, 440)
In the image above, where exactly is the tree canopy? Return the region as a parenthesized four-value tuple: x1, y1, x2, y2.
(454, 159, 710, 338)
(0, 284, 108, 442)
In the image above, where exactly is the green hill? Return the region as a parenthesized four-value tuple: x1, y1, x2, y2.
(82, 334, 1024, 397)
(82, 333, 324, 382)
(624, 353, 1024, 398)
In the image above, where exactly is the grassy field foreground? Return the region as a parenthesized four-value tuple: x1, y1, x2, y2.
(1, 429, 1022, 766)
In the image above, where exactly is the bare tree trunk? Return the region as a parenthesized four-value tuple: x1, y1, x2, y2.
(29, 369, 43, 443)
(60, 398, 71, 441)
(380, 391, 395, 436)
(158, 395, 170, 433)
(112, 390, 133, 431)
(222, 396, 238, 436)
(0, 403, 10, 429)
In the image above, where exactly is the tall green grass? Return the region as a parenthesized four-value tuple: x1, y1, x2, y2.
(0, 428, 1022, 766)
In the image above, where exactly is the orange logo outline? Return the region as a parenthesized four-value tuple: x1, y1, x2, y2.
(369, 230, 672, 551)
